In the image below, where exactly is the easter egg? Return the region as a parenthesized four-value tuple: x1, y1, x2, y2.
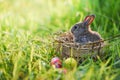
(64, 58, 77, 69)
(50, 57, 62, 68)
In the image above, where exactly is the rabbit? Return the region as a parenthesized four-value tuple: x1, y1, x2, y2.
(71, 14, 103, 44)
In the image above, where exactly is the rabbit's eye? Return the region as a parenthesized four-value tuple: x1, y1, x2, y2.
(74, 25, 77, 29)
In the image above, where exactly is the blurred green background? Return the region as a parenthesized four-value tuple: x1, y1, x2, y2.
(0, 0, 120, 80)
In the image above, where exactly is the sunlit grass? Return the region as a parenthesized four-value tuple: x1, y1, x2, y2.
(0, 0, 120, 80)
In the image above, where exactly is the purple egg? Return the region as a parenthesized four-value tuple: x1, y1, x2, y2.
(51, 57, 62, 68)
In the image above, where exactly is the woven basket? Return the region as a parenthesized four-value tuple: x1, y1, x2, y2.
(54, 32, 105, 62)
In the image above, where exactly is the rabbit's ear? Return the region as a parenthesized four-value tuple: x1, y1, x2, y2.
(83, 15, 95, 26)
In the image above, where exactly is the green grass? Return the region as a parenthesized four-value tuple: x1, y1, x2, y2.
(0, 0, 120, 80)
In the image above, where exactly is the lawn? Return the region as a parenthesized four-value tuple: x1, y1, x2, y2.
(0, 0, 120, 80)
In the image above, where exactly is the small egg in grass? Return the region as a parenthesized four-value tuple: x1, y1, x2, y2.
(54, 68, 67, 74)
(59, 68, 67, 74)
(50, 57, 62, 68)
(62, 68, 67, 74)
(64, 57, 77, 69)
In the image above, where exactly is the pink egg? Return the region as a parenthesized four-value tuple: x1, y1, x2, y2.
(62, 68, 67, 74)
(51, 57, 62, 68)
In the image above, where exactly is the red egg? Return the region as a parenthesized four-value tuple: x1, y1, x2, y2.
(56, 68, 67, 74)
(50, 57, 62, 68)
(62, 68, 67, 74)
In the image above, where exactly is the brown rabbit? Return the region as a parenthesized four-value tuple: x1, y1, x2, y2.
(71, 14, 103, 44)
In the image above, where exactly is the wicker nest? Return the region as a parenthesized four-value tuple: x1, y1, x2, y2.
(53, 32, 105, 62)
